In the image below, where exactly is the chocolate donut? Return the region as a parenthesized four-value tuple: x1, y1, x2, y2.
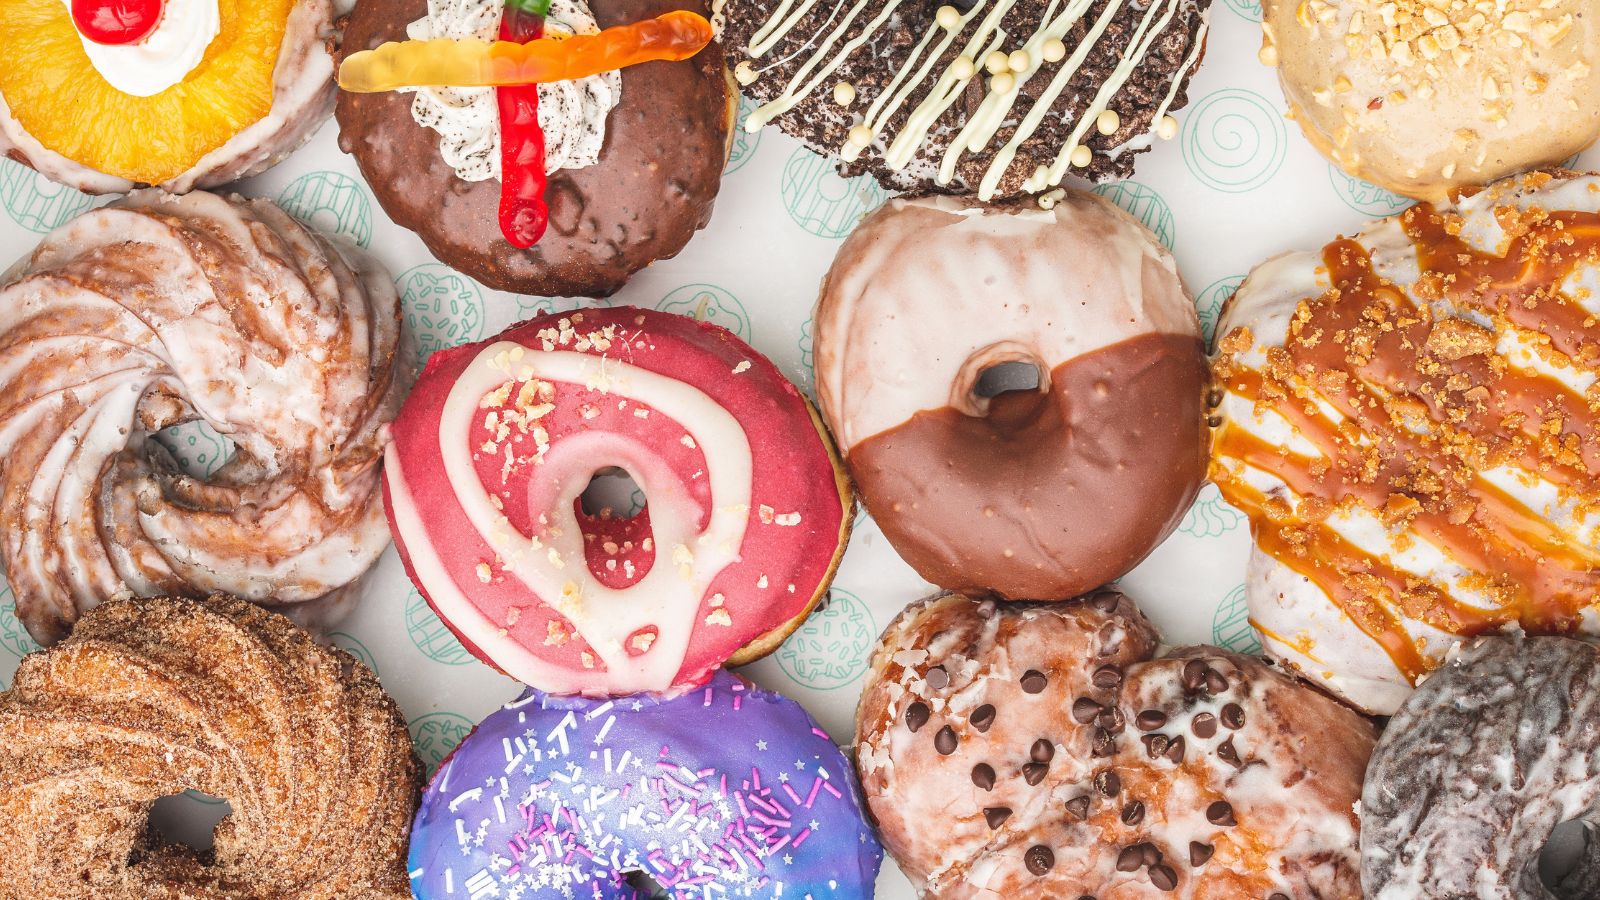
(1362, 635, 1600, 899)
(815, 191, 1207, 600)
(336, 0, 733, 297)
(855, 590, 1376, 898)
(719, 0, 1211, 199)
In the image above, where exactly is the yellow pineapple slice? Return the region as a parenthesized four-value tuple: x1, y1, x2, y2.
(0, 0, 293, 184)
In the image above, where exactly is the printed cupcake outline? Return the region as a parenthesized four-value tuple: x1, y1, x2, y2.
(1182, 89, 1286, 194)
(780, 147, 888, 239)
(0, 580, 40, 661)
(410, 712, 475, 775)
(0, 158, 94, 233)
(1180, 483, 1247, 539)
(726, 94, 764, 175)
(398, 264, 487, 367)
(405, 588, 475, 667)
(1328, 164, 1412, 218)
(776, 588, 877, 690)
(797, 316, 815, 384)
(1196, 275, 1245, 346)
(1212, 584, 1263, 655)
(1092, 181, 1176, 251)
(656, 284, 753, 341)
(277, 171, 374, 248)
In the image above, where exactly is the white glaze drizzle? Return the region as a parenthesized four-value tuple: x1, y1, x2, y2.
(839, 6, 958, 164)
(744, 0, 907, 132)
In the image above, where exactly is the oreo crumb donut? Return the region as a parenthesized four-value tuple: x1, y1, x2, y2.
(1211, 170, 1600, 714)
(0, 595, 422, 898)
(816, 191, 1206, 599)
(719, 0, 1211, 200)
(336, 0, 734, 297)
(409, 670, 882, 897)
(855, 590, 1376, 898)
(1363, 634, 1600, 900)
(384, 307, 852, 696)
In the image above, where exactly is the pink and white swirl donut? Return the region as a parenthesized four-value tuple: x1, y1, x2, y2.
(383, 307, 853, 696)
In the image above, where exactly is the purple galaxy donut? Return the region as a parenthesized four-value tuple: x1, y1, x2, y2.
(408, 670, 883, 898)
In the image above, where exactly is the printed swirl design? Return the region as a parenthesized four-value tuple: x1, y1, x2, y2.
(0, 191, 406, 645)
(1182, 89, 1287, 193)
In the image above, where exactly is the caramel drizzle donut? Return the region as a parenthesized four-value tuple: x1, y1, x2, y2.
(0, 190, 405, 644)
(0, 595, 421, 898)
(1211, 171, 1600, 714)
(855, 591, 1374, 898)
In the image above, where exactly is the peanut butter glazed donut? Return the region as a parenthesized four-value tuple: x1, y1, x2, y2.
(1211, 170, 1600, 715)
(0, 594, 422, 898)
(855, 591, 1376, 898)
(0, 190, 406, 645)
(1362, 634, 1600, 900)
(816, 191, 1207, 600)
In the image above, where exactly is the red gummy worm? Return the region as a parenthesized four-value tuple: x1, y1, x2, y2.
(496, 3, 549, 248)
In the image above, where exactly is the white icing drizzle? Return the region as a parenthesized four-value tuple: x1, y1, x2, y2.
(744, 0, 906, 133)
(884, 8, 1007, 170)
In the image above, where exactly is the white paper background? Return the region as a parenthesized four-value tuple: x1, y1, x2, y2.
(3, 4, 1597, 895)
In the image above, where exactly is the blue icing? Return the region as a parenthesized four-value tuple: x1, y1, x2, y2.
(409, 670, 883, 899)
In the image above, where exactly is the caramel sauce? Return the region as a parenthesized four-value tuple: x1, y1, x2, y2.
(1213, 196, 1600, 683)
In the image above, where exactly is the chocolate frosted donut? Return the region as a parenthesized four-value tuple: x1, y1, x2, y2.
(855, 590, 1376, 898)
(719, 0, 1211, 199)
(1363, 635, 1600, 899)
(336, 0, 733, 297)
(816, 191, 1206, 599)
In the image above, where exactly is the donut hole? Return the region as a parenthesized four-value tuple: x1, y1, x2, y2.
(579, 467, 645, 520)
(145, 790, 233, 857)
(621, 869, 669, 898)
(969, 359, 1049, 425)
(151, 419, 237, 480)
(1541, 817, 1599, 896)
(974, 360, 1044, 398)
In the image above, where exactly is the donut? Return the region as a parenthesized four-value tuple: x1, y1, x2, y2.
(855, 590, 1376, 898)
(335, 0, 734, 297)
(1259, 0, 1600, 201)
(815, 192, 1206, 600)
(408, 669, 883, 898)
(383, 306, 852, 696)
(0, 189, 405, 646)
(0, 0, 338, 194)
(0, 594, 422, 898)
(1210, 170, 1600, 715)
(1362, 634, 1600, 899)
(718, 0, 1211, 200)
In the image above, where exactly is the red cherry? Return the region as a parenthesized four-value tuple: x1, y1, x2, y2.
(71, 0, 165, 46)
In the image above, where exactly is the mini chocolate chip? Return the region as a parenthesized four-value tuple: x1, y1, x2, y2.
(1206, 669, 1230, 694)
(1164, 735, 1186, 764)
(983, 806, 1011, 829)
(1120, 800, 1145, 825)
(1181, 659, 1207, 692)
(1072, 697, 1102, 723)
(1096, 707, 1125, 732)
(1189, 841, 1214, 867)
(1023, 762, 1050, 785)
(935, 725, 959, 755)
(1221, 703, 1246, 730)
(1149, 864, 1178, 891)
(1268, 894, 1290, 900)
(1091, 591, 1119, 611)
(1021, 670, 1048, 693)
(1031, 739, 1055, 762)
(1091, 728, 1116, 758)
(1142, 734, 1170, 759)
(1092, 664, 1123, 689)
(1192, 712, 1218, 739)
(1136, 710, 1168, 731)
(905, 702, 930, 733)
(925, 665, 949, 690)
(1065, 795, 1091, 820)
(1207, 800, 1236, 826)
(1025, 845, 1055, 876)
(1141, 843, 1162, 865)
(1116, 845, 1144, 872)
(1217, 737, 1241, 768)
(1076, 896, 1096, 900)
(1094, 770, 1121, 797)
(971, 763, 996, 791)
(970, 704, 996, 732)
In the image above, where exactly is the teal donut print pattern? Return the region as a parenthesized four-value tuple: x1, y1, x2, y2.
(775, 589, 876, 690)
(1328, 164, 1412, 217)
(1196, 275, 1244, 346)
(276, 171, 374, 248)
(405, 588, 474, 666)
(397, 264, 486, 366)
(780, 147, 888, 239)
(1182, 89, 1286, 194)
(330, 631, 380, 677)
(797, 317, 815, 383)
(153, 420, 234, 479)
(0, 581, 40, 661)
(1180, 483, 1247, 539)
(1092, 181, 1176, 250)
(1211, 585, 1263, 655)
(1222, 0, 1262, 21)
(725, 94, 763, 175)
(0, 158, 93, 233)
(656, 284, 752, 340)
(409, 712, 475, 775)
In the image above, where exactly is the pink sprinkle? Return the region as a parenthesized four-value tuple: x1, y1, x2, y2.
(805, 778, 822, 808)
(697, 767, 715, 778)
(812, 727, 828, 740)
(703, 688, 713, 707)
(822, 781, 843, 799)
(659, 745, 670, 758)
(751, 766, 762, 791)
(748, 794, 782, 816)
(750, 811, 788, 828)
(506, 863, 520, 877)
(794, 827, 813, 848)
(719, 773, 727, 796)
(734, 695, 743, 711)
(767, 834, 792, 856)
(735, 792, 751, 819)
(782, 783, 803, 805)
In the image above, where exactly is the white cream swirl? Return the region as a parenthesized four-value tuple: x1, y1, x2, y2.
(402, 0, 621, 183)
(59, 0, 221, 97)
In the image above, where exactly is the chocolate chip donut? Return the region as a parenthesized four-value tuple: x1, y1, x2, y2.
(856, 590, 1376, 899)
(1363, 634, 1600, 900)
(335, 0, 733, 297)
(719, 0, 1211, 200)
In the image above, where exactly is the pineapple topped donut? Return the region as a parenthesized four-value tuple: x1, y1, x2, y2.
(0, 0, 341, 194)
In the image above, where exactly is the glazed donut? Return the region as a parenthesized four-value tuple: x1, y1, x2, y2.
(408, 669, 883, 897)
(0, 189, 405, 645)
(383, 307, 852, 696)
(1260, 0, 1600, 201)
(718, 0, 1211, 199)
(815, 192, 1206, 600)
(855, 590, 1376, 899)
(1362, 634, 1600, 899)
(1211, 170, 1600, 714)
(336, 0, 734, 297)
(0, 594, 422, 898)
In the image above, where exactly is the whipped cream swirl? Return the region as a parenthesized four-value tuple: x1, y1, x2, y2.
(59, 0, 221, 97)
(402, 0, 621, 183)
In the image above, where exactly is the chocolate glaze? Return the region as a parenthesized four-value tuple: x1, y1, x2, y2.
(850, 332, 1206, 600)
(335, 0, 732, 297)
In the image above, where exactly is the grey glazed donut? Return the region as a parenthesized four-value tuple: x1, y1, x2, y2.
(1362, 635, 1600, 899)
